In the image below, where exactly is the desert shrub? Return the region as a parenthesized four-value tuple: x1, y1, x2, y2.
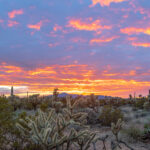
(87, 110, 99, 124)
(11, 100, 22, 111)
(142, 125, 150, 141)
(23, 144, 43, 150)
(134, 99, 146, 109)
(24, 102, 34, 110)
(143, 101, 150, 110)
(28, 94, 42, 110)
(0, 97, 14, 140)
(18, 111, 27, 119)
(99, 99, 106, 106)
(122, 127, 143, 141)
(132, 107, 137, 111)
(135, 114, 140, 119)
(99, 105, 123, 126)
(0, 97, 23, 149)
(144, 123, 150, 129)
(140, 112, 148, 117)
(40, 102, 48, 112)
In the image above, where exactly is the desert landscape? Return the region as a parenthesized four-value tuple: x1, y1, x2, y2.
(1, 0, 150, 149)
(1, 88, 150, 150)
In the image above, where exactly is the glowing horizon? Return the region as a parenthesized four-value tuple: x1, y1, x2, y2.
(0, 0, 150, 98)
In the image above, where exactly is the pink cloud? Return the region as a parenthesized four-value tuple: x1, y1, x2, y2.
(132, 42, 150, 48)
(67, 18, 111, 34)
(90, 36, 119, 44)
(127, 37, 150, 48)
(27, 21, 43, 30)
(53, 24, 63, 32)
(0, 19, 4, 23)
(27, 20, 49, 31)
(8, 9, 23, 19)
(8, 20, 19, 27)
(48, 43, 59, 47)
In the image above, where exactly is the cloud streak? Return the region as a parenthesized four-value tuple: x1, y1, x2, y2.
(90, 0, 127, 7)
(1, 0, 150, 97)
(90, 36, 119, 44)
(8, 20, 19, 27)
(27, 20, 44, 30)
(68, 18, 111, 33)
(0, 62, 150, 97)
(8, 9, 23, 19)
(121, 27, 150, 35)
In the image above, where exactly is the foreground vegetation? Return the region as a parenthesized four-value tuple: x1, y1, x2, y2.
(1, 89, 150, 149)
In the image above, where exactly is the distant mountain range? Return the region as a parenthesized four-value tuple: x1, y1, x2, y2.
(48, 92, 113, 99)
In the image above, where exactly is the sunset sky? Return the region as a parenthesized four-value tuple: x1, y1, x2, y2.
(0, 0, 150, 97)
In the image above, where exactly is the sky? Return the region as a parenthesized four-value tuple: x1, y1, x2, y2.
(0, 0, 150, 97)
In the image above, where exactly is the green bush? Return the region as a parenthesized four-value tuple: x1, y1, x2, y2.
(122, 127, 143, 141)
(99, 105, 123, 126)
(40, 103, 48, 112)
(144, 123, 150, 129)
(134, 99, 146, 109)
(0, 97, 15, 148)
(24, 102, 34, 110)
(143, 101, 150, 110)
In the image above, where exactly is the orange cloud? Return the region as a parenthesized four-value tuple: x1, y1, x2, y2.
(90, 36, 119, 44)
(8, 20, 19, 27)
(1, 62, 150, 97)
(53, 24, 62, 32)
(68, 19, 111, 32)
(0, 62, 22, 73)
(132, 42, 150, 48)
(8, 9, 23, 19)
(27, 21, 43, 30)
(121, 27, 150, 35)
(90, 0, 126, 7)
(127, 37, 150, 48)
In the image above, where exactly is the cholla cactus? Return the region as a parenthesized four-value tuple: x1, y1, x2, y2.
(111, 119, 134, 150)
(17, 109, 66, 149)
(75, 131, 96, 150)
(53, 101, 63, 113)
(87, 94, 99, 112)
(64, 95, 87, 125)
(111, 119, 124, 141)
(66, 95, 78, 112)
(16, 109, 93, 150)
(28, 94, 42, 110)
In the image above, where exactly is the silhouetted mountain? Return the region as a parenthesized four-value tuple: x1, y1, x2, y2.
(47, 92, 113, 99)
(58, 93, 78, 98)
